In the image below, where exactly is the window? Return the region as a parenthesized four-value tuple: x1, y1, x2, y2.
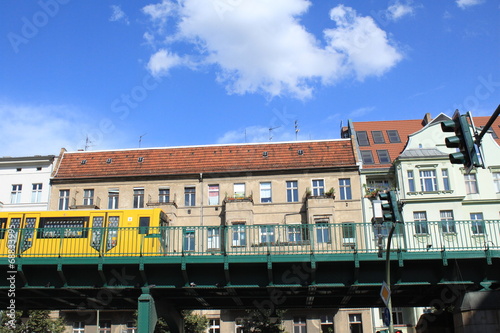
(440, 210, 456, 233)
(232, 223, 246, 247)
(293, 317, 307, 333)
(288, 226, 303, 243)
(260, 225, 275, 244)
(420, 170, 438, 191)
(59, 189, 69, 210)
(464, 174, 478, 194)
(208, 319, 220, 333)
(339, 178, 352, 200)
(312, 179, 325, 196)
(376, 150, 391, 164)
(235, 319, 244, 333)
(315, 218, 330, 243)
(371, 131, 385, 144)
(106, 216, 119, 250)
(260, 182, 272, 203)
(367, 180, 390, 191)
(356, 131, 370, 146)
(183, 228, 195, 252)
(287, 181, 299, 202)
(185, 186, 196, 206)
(320, 315, 334, 333)
(342, 223, 355, 245)
(83, 189, 94, 206)
(11, 184, 22, 204)
(234, 183, 245, 198)
(108, 188, 119, 209)
(387, 130, 401, 143)
(72, 322, 85, 333)
(442, 169, 450, 191)
(470, 213, 485, 235)
(493, 172, 500, 193)
(407, 170, 415, 192)
(159, 188, 170, 203)
(360, 151, 374, 164)
(392, 307, 404, 325)
(99, 320, 111, 333)
(207, 227, 220, 249)
(208, 185, 219, 205)
(133, 188, 144, 208)
(126, 322, 137, 333)
(414, 211, 428, 234)
(31, 183, 42, 203)
(348, 313, 363, 333)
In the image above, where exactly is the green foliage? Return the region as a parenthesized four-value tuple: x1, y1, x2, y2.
(182, 310, 208, 333)
(240, 309, 286, 333)
(154, 316, 171, 333)
(0, 310, 65, 333)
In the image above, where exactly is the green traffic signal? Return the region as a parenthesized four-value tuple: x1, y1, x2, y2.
(378, 191, 402, 223)
(441, 113, 481, 169)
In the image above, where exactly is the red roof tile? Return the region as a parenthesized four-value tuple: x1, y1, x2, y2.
(53, 140, 356, 180)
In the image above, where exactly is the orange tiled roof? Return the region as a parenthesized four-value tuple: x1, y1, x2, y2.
(474, 115, 500, 146)
(351, 119, 424, 169)
(53, 140, 356, 180)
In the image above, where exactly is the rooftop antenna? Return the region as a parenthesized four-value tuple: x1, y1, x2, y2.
(295, 120, 299, 140)
(139, 133, 147, 148)
(269, 126, 280, 141)
(84, 135, 93, 151)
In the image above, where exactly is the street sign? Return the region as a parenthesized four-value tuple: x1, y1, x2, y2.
(380, 281, 391, 307)
(383, 307, 391, 327)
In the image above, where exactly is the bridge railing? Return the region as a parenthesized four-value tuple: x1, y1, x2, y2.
(3, 220, 499, 258)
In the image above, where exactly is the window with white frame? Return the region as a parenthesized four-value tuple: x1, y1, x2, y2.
(470, 213, 485, 235)
(440, 210, 456, 233)
(207, 227, 220, 249)
(348, 313, 363, 333)
(420, 170, 438, 191)
(108, 188, 119, 209)
(342, 223, 355, 245)
(59, 189, 69, 210)
(413, 211, 428, 234)
(320, 315, 334, 333)
(339, 178, 352, 200)
(185, 186, 196, 206)
(312, 179, 325, 196)
(31, 183, 42, 203)
(208, 319, 220, 333)
(159, 187, 170, 203)
(260, 225, 275, 244)
(464, 174, 478, 194)
(442, 169, 450, 191)
(133, 188, 145, 208)
(72, 322, 85, 333)
(260, 182, 272, 203)
(407, 170, 415, 192)
(493, 172, 500, 193)
(11, 184, 22, 204)
(232, 223, 246, 247)
(293, 317, 307, 333)
(235, 318, 244, 333)
(208, 185, 219, 205)
(234, 183, 245, 198)
(126, 322, 137, 333)
(83, 189, 94, 206)
(288, 225, 303, 243)
(315, 217, 330, 243)
(287, 181, 299, 202)
(183, 228, 195, 252)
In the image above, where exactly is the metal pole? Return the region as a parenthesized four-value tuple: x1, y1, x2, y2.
(386, 222, 396, 333)
(475, 104, 500, 145)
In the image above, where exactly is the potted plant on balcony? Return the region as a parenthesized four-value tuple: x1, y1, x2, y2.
(363, 184, 380, 199)
(325, 187, 335, 198)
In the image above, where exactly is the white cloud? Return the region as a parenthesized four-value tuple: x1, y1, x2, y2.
(387, 1, 416, 21)
(109, 5, 129, 25)
(142, 0, 403, 100)
(456, 0, 484, 9)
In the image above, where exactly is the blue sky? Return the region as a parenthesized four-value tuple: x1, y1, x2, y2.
(1, 0, 499, 156)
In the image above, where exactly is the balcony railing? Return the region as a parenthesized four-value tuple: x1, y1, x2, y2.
(2, 220, 499, 258)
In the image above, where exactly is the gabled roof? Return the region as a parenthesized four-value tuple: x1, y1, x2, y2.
(53, 140, 356, 180)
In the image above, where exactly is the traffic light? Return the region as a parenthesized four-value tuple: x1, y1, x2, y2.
(441, 112, 481, 169)
(378, 191, 402, 223)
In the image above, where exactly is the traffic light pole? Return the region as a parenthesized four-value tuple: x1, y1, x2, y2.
(385, 221, 396, 333)
(474, 104, 500, 146)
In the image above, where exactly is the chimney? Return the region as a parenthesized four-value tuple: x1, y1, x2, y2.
(422, 113, 432, 126)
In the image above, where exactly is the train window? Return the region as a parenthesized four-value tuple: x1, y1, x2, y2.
(7, 218, 21, 250)
(139, 216, 150, 234)
(20, 217, 36, 252)
(91, 216, 105, 251)
(106, 216, 119, 251)
(0, 218, 7, 239)
(38, 217, 89, 238)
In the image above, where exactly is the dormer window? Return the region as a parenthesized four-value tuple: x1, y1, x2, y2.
(138, 157, 144, 162)
(81, 160, 87, 165)
(106, 158, 112, 164)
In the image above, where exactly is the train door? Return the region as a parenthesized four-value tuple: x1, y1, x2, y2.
(89, 212, 108, 256)
(102, 212, 124, 256)
(17, 213, 40, 256)
(0, 214, 9, 257)
(0, 213, 23, 257)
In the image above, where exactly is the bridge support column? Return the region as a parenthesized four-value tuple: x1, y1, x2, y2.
(137, 288, 158, 333)
(453, 290, 500, 333)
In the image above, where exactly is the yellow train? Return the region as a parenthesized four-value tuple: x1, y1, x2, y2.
(0, 209, 168, 257)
